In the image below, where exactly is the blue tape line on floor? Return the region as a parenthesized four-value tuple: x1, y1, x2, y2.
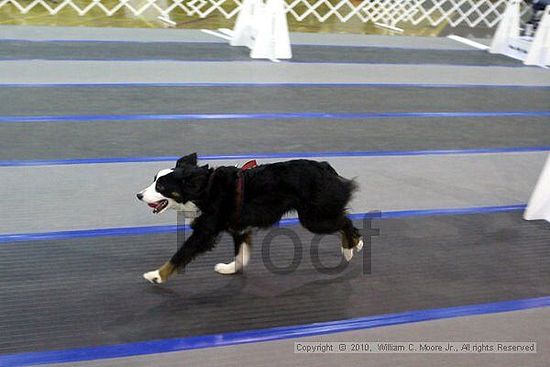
(1, 296, 548, 366)
(0, 111, 549, 123)
(1, 147, 549, 167)
(0, 204, 527, 244)
(2, 83, 550, 88)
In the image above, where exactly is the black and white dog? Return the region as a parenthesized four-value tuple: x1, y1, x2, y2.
(137, 153, 363, 284)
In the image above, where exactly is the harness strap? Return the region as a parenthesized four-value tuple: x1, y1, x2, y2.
(231, 160, 257, 228)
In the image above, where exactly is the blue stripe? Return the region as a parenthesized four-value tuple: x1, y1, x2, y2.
(0, 204, 526, 244)
(347, 204, 527, 219)
(1, 146, 549, 167)
(1, 82, 550, 89)
(0, 225, 187, 244)
(1, 111, 549, 123)
(1, 296, 548, 367)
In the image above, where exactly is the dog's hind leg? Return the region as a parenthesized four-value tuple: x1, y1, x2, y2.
(299, 212, 362, 262)
(340, 217, 363, 261)
(215, 231, 252, 275)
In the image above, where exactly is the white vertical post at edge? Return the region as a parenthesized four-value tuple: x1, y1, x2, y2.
(524, 153, 550, 222)
(489, 0, 521, 55)
(230, 0, 264, 48)
(250, 0, 292, 61)
(524, 7, 550, 66)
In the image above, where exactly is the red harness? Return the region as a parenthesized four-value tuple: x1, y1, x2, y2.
(231, 160, 257, 227)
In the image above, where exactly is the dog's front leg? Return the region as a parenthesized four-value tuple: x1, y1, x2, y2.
(144, 216, 220, 284)
(143, 261, 177, 285)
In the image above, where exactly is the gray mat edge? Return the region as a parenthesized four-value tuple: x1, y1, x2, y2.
(0, 25, 475, 50)
(27, 307, 550, 367)
(2, 61, 550, 86)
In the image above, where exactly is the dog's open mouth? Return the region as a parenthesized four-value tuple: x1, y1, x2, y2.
(148, 199, 169, 214)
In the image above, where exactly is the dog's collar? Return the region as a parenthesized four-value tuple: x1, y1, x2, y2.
(231, 160, 257, 228)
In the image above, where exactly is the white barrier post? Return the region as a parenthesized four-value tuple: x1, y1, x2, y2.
(524, 154, 550, 222)
(230, 0, 264, 48)
(489, 0, 521, 55)
(250, 0, 292, 61)
(524, 6, 550, 66)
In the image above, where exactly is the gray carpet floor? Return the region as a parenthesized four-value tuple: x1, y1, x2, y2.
(2, 117, 549, 160)
(0, 40, 522, 66)
(2, 86, 549, 115)
(2, 153, 546, 234)
(3, 61, 550, 86)
(46, 307, 549, 367)
(1, 212, 549, 354)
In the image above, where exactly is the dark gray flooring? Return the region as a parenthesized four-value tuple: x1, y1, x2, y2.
(1, 212, 549, 354)
(1, 86, 550, 116)
(0, 26, 485, 49)
(2, 117, 549, 160)
(0, 41, 522, 66)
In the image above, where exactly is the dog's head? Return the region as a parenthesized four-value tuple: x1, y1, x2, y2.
(136, 153, 207, 215)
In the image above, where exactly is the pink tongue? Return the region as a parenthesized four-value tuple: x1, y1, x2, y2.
(148, 203, 159, 209)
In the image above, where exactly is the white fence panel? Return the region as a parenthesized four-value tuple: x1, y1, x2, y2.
(0, 0, 531, 28)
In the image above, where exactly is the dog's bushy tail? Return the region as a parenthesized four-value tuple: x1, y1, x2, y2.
(319, 161, 358, 201)
(341, 176, 359, 203)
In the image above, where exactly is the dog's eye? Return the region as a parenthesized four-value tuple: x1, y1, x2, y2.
(156, 184, 165, 192)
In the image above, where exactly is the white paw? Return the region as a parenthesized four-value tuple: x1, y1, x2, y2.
(341, 247, 354, 261)
(143, 269, 164, 284)
(214, 262, 239, 275)
(355, 239, 364, 252)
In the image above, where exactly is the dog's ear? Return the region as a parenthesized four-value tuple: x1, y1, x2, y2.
(176, 153, 198, 167)
(180, 166, 210, 200)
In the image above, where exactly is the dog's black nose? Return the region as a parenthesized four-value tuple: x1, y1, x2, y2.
(136, 193, 143, 200)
